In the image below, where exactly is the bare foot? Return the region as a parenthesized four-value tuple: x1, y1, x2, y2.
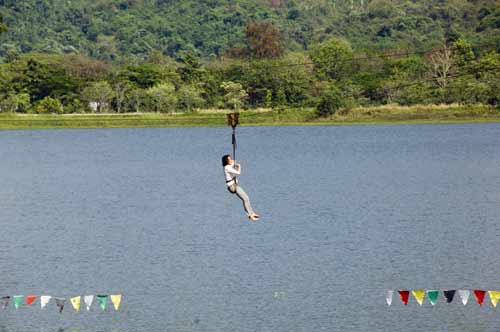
(248, 214, 259, 221)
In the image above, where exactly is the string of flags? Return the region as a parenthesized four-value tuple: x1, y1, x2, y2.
(0, 294, 122, 313)
(386, 290, 500, 307)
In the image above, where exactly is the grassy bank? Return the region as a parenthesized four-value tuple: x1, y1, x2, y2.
(0, 104, 499, 130)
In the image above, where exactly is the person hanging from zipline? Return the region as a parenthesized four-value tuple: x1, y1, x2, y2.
(223, 112, 259, 221)
(222, 154, 259, 221)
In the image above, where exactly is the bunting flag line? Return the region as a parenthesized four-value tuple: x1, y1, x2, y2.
(386, 290, 393, 306)
(0, 294, 121, 312)
(84, 295, 94, 311)
(40, 296, 51, 309)
(427, 290, 439, 306)
(0, 296, 10, 310)
(489, 291, 500, 308)
(412, 290, 425, 306)
(13, 296, 24, 310)
(26, 295, 38, 306)
(443, 290, 456, 303)
(96, 295, 108, 311)
(459, 290, 470, 305)
(474, 290, 486, 306)
(70, 296, 81, 312)
(110, 295, 122, 311)
(398, 290, 410, 305)
(55, 298, 65, 314)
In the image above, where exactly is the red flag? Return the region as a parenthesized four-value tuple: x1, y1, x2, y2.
(474, 290, 486, 306)
(399, 290, 410, 305)
(26, 295, 38, 306)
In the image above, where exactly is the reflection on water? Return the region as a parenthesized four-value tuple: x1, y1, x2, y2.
(1, 124, 500, 331)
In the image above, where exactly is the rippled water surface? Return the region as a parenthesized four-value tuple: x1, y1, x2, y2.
(1, 124, 500, 332)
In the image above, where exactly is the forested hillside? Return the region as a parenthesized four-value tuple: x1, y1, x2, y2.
(0, 0, 499, 61)
(0, 1, 499, 115)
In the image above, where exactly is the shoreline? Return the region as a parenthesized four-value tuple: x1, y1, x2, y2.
(0, 105, 499, 130)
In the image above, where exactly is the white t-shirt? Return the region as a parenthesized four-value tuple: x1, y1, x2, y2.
(224, 164, 240, 186)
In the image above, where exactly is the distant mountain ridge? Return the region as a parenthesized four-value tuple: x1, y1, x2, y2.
(0, 0, 498, 62)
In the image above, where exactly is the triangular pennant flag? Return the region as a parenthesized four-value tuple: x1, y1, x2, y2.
(0, 296, 10, 310)
(412, 289, 425, 306)
(398, 290, 410, 305)
(40, 296, 52, 309)
(70, 296, 81, 312)
(459, 290, 470, 305)
(13, 295, 23, 309)
(444, 290, 456, 303)
(84, 295, 94, 311)
(474, 290, 486, 306)
(427, 290, 439, 306)
(110, 295, 122, 311)
(55, 298, 66, 313)
(26, 295, 38, 306)
(96, 295, 108, 311)
(488, 291, 500, 308)
(386, 290, 393, 306)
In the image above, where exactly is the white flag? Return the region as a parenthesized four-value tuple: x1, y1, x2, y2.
(386, 290, 393, 306)
(84, 295, 94, 311)
(459, 290, 470, 305)
(40, 296, 52, 309)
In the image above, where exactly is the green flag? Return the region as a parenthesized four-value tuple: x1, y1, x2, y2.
(427, 290, 439, 305)
(97, 295, 108, 311)
(13, 295, 23, 309)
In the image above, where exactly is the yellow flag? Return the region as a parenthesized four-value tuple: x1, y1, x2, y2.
(412, 289, 425, 306)
(70, 296, 81, 312)
(489, 291, 500, 307)
(110, 295, 122, 311)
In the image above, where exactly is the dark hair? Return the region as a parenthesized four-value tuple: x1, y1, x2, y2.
(222, 154, 231, 167)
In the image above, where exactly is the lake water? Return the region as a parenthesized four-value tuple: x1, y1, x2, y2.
(1, 123, 500, 332)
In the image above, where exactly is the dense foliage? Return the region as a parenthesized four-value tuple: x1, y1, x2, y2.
(0, 0, 499, 114)
(0, 0, 499, 61)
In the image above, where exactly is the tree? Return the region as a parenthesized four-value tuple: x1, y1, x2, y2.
(146, 83, 177, 113)
(177, 84, 205, 111)
(224, 54, 314, 107)
(452, 38, 475, 68)
(316, 83, 345, 118)
(123, 64, 179, 89)
(474, 51, 500, 105)
(5, 48, 19, 63)
(93, 35, 118, 62)
(20, 57, 79, 103)
(80, 81, 114, 112)
(380, 56, 429, 105)
(34, 96, 64, 114)
(58, 55, 111, 82)
(221, 81, 247, 110)
(427, 44, 454, 90)
(0, 93, 30, 113)
(125, 88, 147, 113)
(310, 38, 354, 81)
(244, 22, 283, 59)
(177, 52, 206, 83)
(0, 13, 7, 35)
(112, 81, 133, 113)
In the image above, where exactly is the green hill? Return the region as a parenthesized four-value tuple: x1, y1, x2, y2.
(0, 0, 499, 62)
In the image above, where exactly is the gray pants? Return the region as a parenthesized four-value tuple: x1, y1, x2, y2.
(228, 183, 255, 216)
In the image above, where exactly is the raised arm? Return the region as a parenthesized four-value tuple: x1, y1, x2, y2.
(226, 164, 241, 176)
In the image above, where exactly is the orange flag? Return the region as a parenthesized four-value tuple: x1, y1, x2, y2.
(26, 296, 38, 306)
